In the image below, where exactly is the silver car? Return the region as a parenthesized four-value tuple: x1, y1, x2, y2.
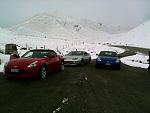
(64, 51, 91, 66)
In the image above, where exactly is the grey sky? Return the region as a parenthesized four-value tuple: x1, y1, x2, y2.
(0, 0, 150, 28)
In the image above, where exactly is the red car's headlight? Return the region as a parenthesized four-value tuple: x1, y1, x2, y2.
(27, 61, 38, 68)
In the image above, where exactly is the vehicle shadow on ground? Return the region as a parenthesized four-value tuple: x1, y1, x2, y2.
(0, 71, 64, 82)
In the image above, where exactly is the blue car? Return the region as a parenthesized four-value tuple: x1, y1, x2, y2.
(96, 51, 121, 69)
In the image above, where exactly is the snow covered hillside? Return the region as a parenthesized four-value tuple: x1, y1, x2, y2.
(8, 12, 127, 43)
(107, 20, 150, 48)
(7, 12, 150, 49)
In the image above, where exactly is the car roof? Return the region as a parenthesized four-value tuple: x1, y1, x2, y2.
(100, 51, 117, 53)
(29, 49, 54, 52)
(71, 51, 86, 52)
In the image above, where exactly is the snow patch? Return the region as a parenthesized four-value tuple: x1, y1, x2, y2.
(0, 63, 4, 73)
(121, 53, 149, 69)
(62, 98, 69, 104)
(0, 54, 10, 73)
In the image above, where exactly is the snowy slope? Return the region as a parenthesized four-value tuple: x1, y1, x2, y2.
(108, 20, 150, 48)
(8, 12, 121, 43)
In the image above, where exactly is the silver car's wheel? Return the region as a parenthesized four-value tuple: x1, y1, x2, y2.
(60, 62, 64, 71)
(88, 58, 91, 64)
(40, 66, 47, 79)
(80, 59, 84, 66)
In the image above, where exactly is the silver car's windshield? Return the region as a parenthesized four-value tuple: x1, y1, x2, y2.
(67, 51, 83, 56)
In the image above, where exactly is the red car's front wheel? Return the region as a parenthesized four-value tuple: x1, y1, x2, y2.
(39, 66, 47, 79)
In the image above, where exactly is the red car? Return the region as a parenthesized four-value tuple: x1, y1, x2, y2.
(4, 49, 64, 79)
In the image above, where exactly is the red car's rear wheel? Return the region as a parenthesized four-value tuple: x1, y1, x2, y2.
(59, 62, 64, 72)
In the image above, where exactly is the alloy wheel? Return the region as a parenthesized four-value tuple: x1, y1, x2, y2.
(40, 66, 47, 79)
(60, 62, 64, 71)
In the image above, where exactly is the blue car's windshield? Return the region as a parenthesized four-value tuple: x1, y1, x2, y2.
(99, 51, 117, 57)
(67, 51, 83, 56)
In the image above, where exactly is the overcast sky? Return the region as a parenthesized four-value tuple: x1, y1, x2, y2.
(0, 0, 150, 28)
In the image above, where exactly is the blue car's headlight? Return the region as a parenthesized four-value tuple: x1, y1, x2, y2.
(116, 59, 120, 63)
(97, 57, 101, 61)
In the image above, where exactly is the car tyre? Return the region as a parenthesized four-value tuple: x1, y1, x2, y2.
(117, 63, 121, 70)
(59, 62, 64, 72)
(80, 59, 84, 66)
(117, 66, 121, 70)
(39, 65, 47, 79)
(88, 58, 91, 64)
(95, 64, 99, 68)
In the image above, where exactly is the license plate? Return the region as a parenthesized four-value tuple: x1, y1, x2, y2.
(11, 69, 19, 73)
(105, 63, 111, 66)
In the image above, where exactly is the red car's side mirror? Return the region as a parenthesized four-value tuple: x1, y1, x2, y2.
(48, 55, 55, 59)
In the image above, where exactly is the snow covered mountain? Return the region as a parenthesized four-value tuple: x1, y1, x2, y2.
(1, 12, 150, 49)
(107, 20, 150, 48)
(8, 12, 128, 43)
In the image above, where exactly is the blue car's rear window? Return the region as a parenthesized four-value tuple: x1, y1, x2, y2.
(99, 51, 117, 57)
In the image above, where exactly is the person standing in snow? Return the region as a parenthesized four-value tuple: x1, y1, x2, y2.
(9, 51, 19, 60)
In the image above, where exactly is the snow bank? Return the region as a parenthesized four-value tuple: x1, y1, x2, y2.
(121, 53, 149, 69)
(0, 53, 10, 72)
(0, 63, 4, 72)
(0, 53, 10, 63)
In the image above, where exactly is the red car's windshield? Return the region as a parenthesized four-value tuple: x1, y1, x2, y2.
(22, 51, 49, 58)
